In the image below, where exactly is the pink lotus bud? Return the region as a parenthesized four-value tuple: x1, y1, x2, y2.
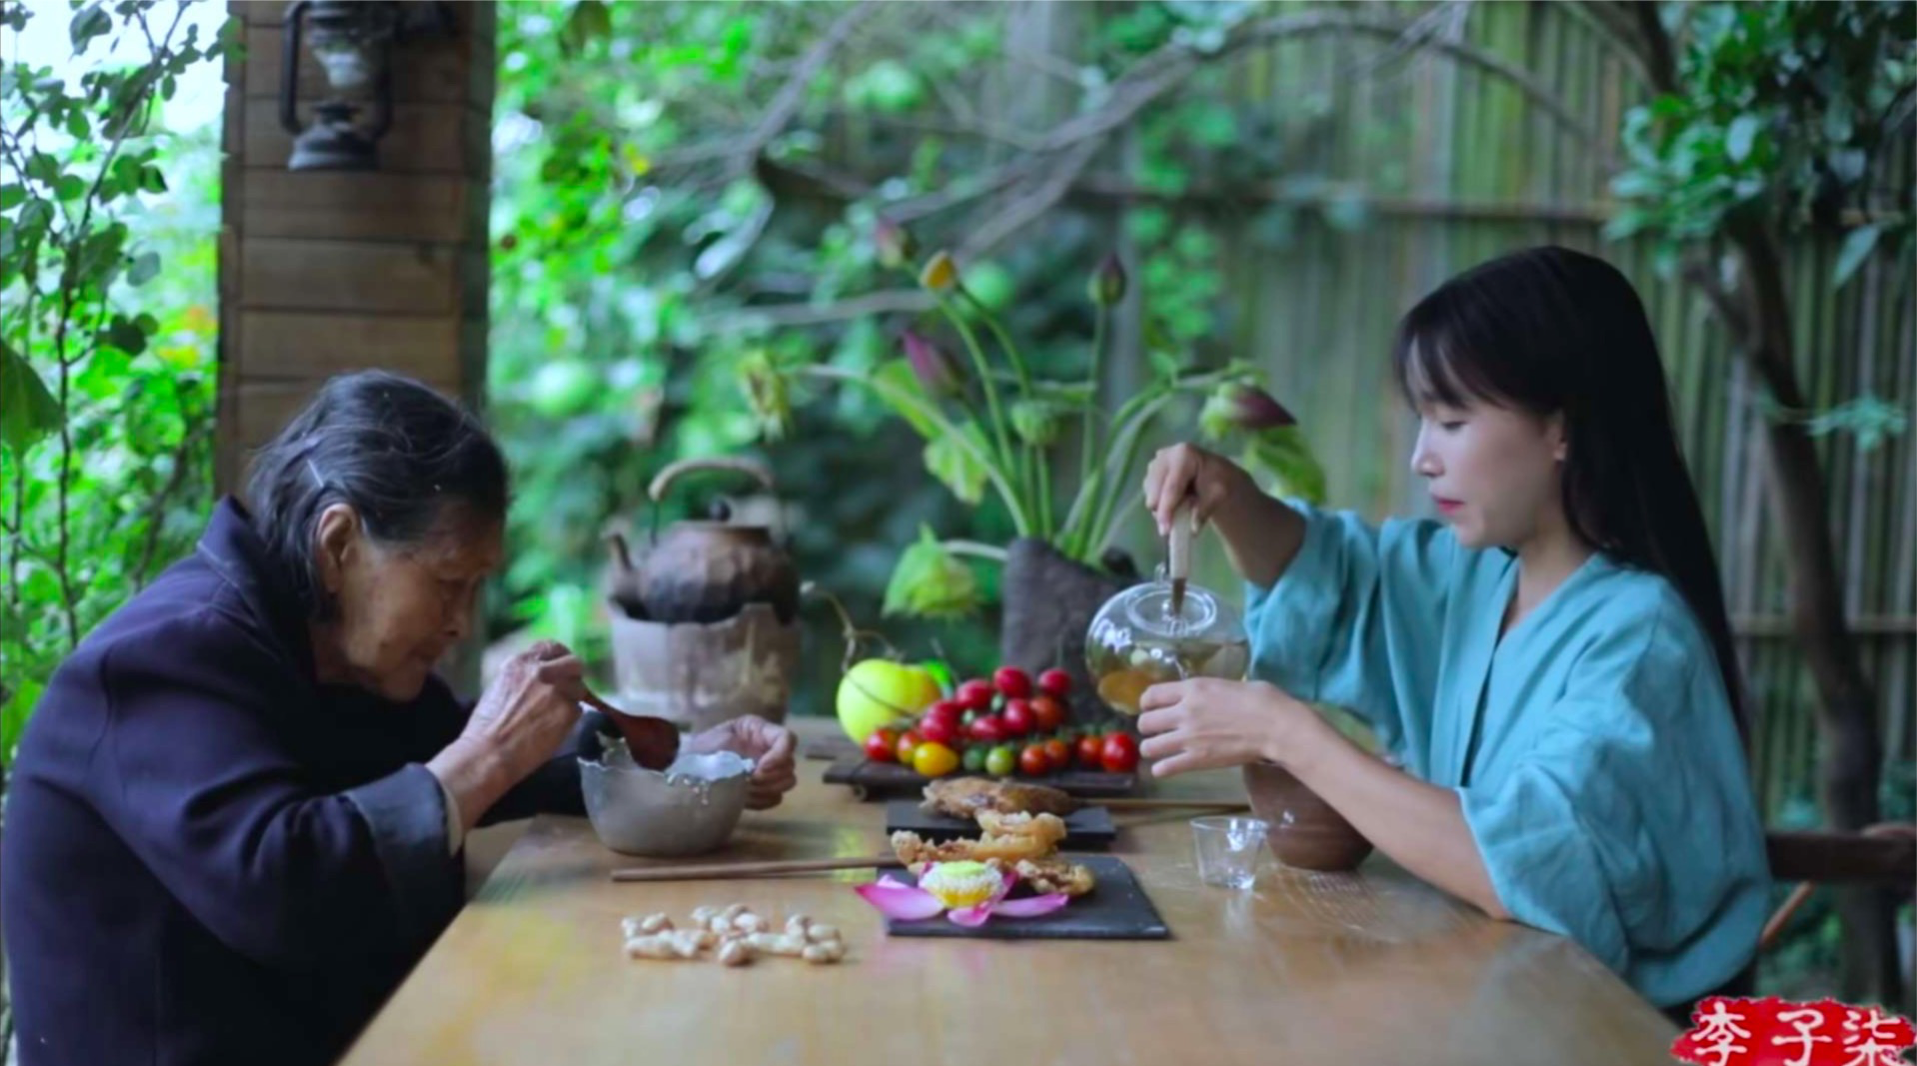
(1200, 383, 1297, 437)
(902, 330, 961, 395)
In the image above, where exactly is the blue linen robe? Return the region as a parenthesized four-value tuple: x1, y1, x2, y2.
(1246, 501, 1770, 1008)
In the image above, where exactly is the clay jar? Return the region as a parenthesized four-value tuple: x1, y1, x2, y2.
(1242, 760, 1373, 872)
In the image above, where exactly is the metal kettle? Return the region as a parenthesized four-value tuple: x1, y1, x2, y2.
(605, 457, 799, 626)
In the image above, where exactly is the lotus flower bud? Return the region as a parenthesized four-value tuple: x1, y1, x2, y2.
(902, 330, 961, 396)
(1199, 382, 1297, 438)
(1087, 253, 1128, 307)
(874, 217, 917, 269)
(919, 250, 959, 294)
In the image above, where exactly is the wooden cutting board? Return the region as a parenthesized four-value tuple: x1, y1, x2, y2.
(883, 799, 1117, 848)
(878, 855, 1169, 940)
(823, 757, 1139, 799)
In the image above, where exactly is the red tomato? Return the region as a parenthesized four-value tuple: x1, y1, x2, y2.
(993, 666, 1033, 699)
(1076, 733, 1105, 770)
(926, 698, 964, 725)
(920, 716, 961, 748)
(865, 728, 900, 763)
(967, 715, 1006, 745)
(1018, 743, 1051, 777)
(1000, 698, 1034, 737)
(1101, 732, 1139, 774)
(955, 679, 996, 711)
(1038, 668, 1073, 699)
(1042, 738, 1071, 770)
(896, 729, 925, 765)
(1028, 694, 1066, 733)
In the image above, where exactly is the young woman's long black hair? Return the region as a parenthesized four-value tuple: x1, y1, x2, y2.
(1391, 245, 1748, 740)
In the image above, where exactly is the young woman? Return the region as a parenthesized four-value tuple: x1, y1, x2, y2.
(1136, 246, 1770, 1011)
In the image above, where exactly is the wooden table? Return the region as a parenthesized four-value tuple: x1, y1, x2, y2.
(340, 724, 1680, 1066)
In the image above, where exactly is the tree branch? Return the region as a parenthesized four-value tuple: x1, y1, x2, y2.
(727, 0, 880, 182)
(702, 288, 934, 333)
(131, 420, 210, 590)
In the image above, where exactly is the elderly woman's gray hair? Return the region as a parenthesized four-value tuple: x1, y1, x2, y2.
(244, 371, 508, 619)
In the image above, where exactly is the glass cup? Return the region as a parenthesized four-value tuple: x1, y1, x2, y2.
(1191, 815, 1270, 889)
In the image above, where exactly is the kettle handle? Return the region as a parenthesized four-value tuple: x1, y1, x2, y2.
(647, 457, 778, 504)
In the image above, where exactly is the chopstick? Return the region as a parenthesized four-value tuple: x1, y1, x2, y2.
(1098, 798, 1250, 812)
(611, 855, 895, 883)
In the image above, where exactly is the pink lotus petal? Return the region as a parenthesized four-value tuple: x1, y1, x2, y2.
(855, 880, 945, 921)
(946, 903, 995, 927)
(988, 893, 1071, 919)
(877, 874, 914, 889)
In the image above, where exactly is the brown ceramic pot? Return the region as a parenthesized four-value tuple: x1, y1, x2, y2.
(1242, 760, 1374, 872)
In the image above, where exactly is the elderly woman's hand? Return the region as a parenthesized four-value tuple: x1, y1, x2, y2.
(687, 716, 798, 810)
(430, 641, 583, 829)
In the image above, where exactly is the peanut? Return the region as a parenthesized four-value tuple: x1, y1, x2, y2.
(802, 942, 846, 965)
(804, 924, 841, 945)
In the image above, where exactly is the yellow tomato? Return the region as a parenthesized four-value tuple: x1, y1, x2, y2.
(911, 741, 960, 778)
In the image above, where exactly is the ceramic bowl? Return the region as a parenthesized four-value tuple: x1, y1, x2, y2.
(1242, 760, 1374, 872)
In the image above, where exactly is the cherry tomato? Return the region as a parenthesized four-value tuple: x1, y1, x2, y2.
(926, 699, 964, 727)
(1101, 732, 1140, 774)
(1038, 668, 1073, 699)
(865, 727, 900, 763)
(962, 745, 988, 773)
(1042, 738, 1071, 770)
(1028, 694, 1066, 733)
(920, 716, 961, 748)
(994, 666, 1033, 699)
(896, 729, 924, 765)
(1000, 698, 1034, 737)
(913, 742, 960, 778)
(1018, 743, 1051, 777)
(955, 679, 996, 711)
(1076, 733, 1106, 770)
(985, 745, 1017, 777)
(968, 714, 1006, 744)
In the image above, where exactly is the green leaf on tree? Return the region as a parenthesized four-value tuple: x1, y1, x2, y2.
(0, 342, 61, 454)
(68, 3, 111, 52)
(1832, 224, 1879, 288)
(128, 251, 160, 286)
(1725, 114, 1761, 162)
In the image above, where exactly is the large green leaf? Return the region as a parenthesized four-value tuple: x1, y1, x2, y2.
(882, 526, 981, 619)
(923, 423, 990, 505)
(1242, 426, 1327, 506)
(1, 341, 61, 453)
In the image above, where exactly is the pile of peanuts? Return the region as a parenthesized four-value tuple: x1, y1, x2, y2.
(621, 903, 846, 967)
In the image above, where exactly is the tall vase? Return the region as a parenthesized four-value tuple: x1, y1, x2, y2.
(997, 537, 1141, 728)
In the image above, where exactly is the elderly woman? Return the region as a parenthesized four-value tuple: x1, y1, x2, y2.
(3, 371, 799, 1066)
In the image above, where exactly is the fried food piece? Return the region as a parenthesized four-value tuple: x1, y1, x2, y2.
(1014, 858, 1097, 897)
(890, 811, 1069, 869)
(920, 777, 1084, 820)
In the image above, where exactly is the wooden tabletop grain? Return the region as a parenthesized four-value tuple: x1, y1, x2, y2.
(338, 720, 1679, 1066)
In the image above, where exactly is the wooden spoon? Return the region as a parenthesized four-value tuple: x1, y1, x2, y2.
(579, 688, 682, 771)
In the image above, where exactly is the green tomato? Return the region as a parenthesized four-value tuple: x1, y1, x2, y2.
(962, 745, 988, 773)
(984, 745, 1017, 777)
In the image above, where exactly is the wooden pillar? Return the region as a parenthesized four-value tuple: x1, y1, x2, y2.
(216, 0, 495, 492)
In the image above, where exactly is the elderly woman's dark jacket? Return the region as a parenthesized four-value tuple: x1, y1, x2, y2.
(3, 497, 581, 1066)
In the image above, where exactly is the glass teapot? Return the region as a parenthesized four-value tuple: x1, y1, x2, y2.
(1084, 506, 1249, 715)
